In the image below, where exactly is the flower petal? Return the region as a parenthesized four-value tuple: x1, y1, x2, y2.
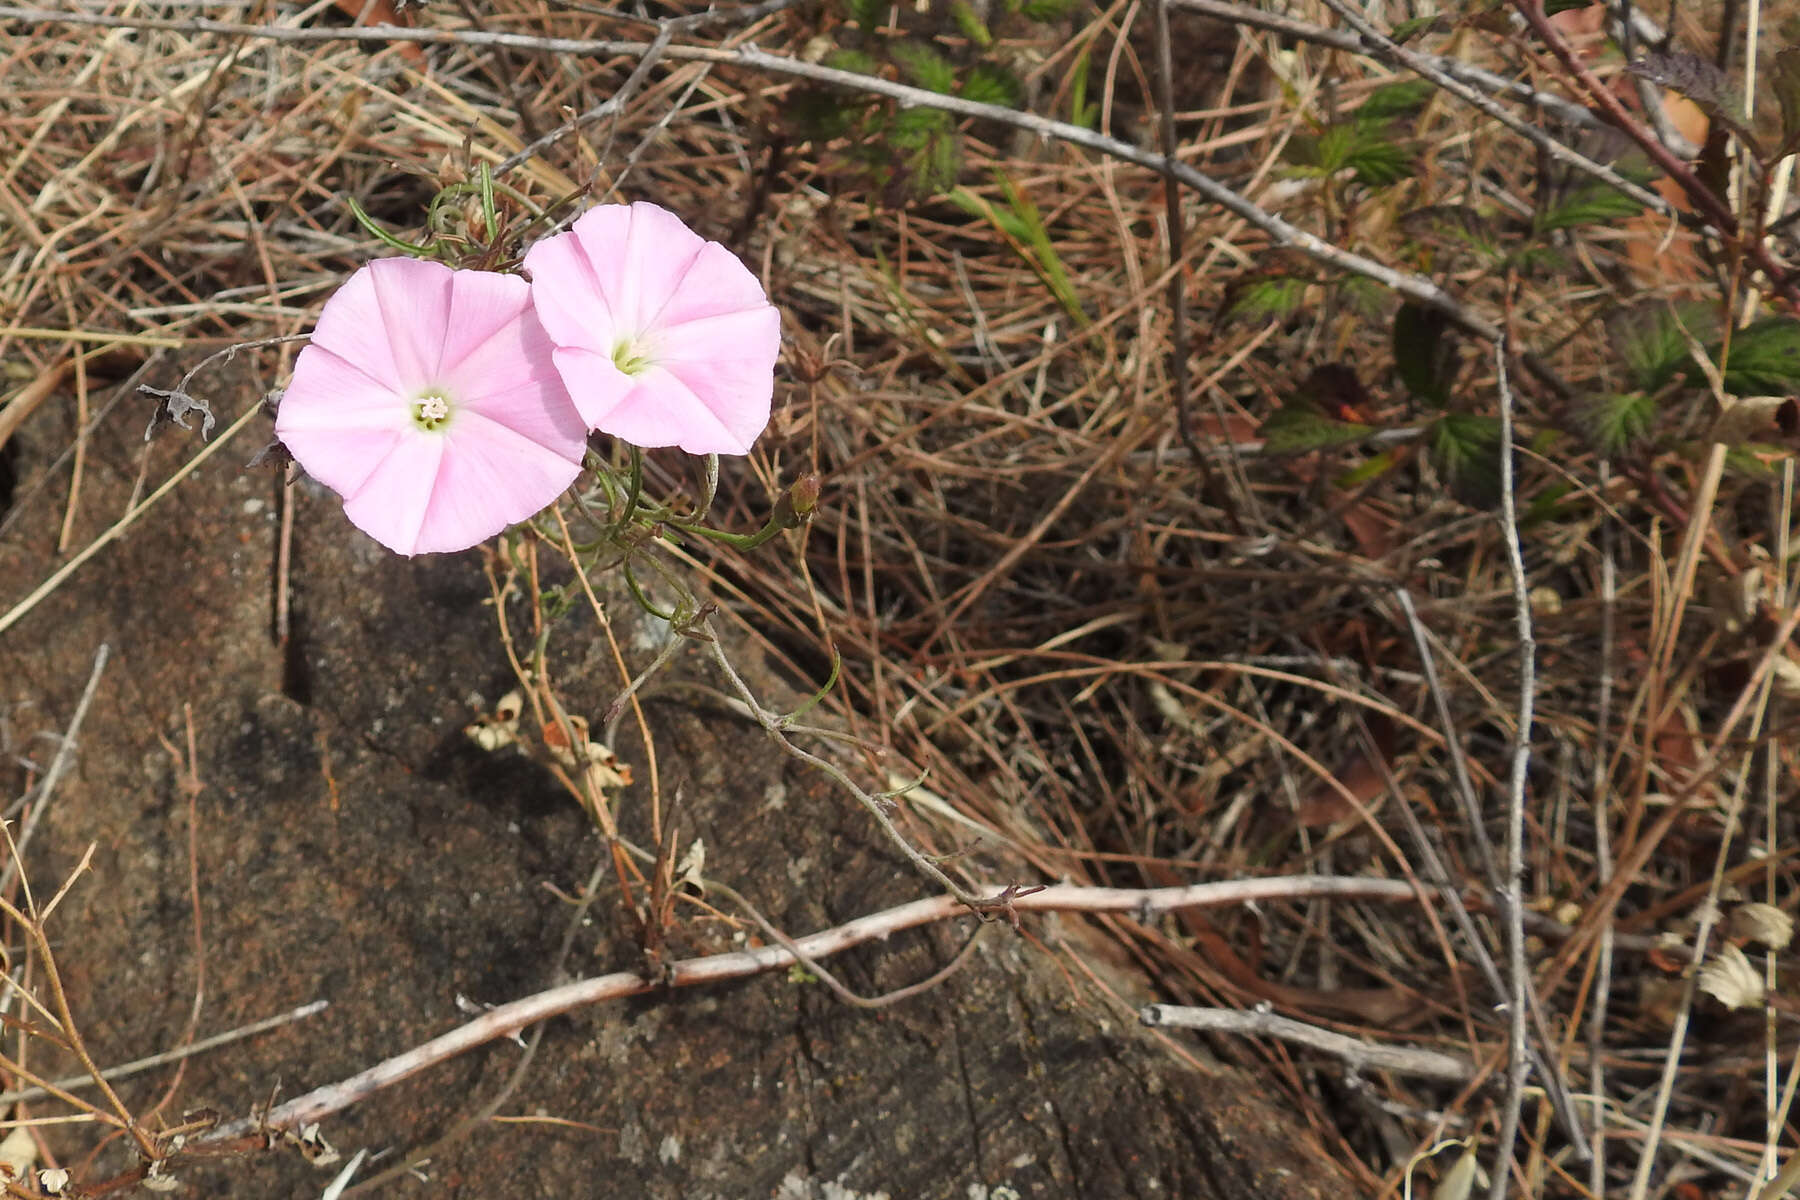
(275, 345, 412, 498)
(649, 241, 773, 331)
(307, 259, 452, 389)
(526, 202, 781, 455)
(340, 433, 447, 556)
(651, 306, 782, 454)
(411, 411, 584, 554)
(594, 369, 745, 456)
(550, 345, 637, 431)
(439, 289, 589, 461)
(522, 223, 614, 353)
(368, 257, 454, 382)
(437, 268, 536, 378)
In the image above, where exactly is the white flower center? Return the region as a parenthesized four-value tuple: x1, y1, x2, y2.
(413, 392, 453, 431)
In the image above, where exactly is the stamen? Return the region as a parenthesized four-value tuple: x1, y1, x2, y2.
(413, 393, 452, 431)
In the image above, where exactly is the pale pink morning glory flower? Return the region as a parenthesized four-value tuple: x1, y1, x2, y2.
(523, 202, 782, 456)
(276, 258, 588, 555)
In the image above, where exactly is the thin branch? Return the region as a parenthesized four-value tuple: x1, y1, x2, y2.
(1313, 0, 1679, 227)
(0, 5, 1566, 390)
(1170, 0, 1606, 134)
(0, 1000, 328, 1108)
(1488, 336, 1537, 1200)
(195, 875, 1432, 1144)
(1389, 591, 1588, 1157)
(1140, 1004, 1474, 1082)
(1509, 0, 1798, 303)
(494, 0, 805, 178)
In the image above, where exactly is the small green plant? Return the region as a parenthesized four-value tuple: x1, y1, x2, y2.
(786, 0, 1077, 203)
(1234, 29, 1800, 519)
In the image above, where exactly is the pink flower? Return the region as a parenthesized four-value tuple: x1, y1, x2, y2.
(276, 258, 588, 555)
(523, 202, 782, 456)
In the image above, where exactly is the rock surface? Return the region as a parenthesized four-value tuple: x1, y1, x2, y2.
(0, 375, 1350, 1198)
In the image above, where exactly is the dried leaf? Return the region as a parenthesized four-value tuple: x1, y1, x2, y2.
(1732, 902, 1794, 949)
(1698, 942, 1764, 1010)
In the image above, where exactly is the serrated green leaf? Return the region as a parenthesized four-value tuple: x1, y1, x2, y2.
(1535, 183, 1646, 232)
(824, 47, 881, 75)
(1630, 49, 1750, 137)
(1401, 205, 1504, 261)
(1021, 0, 1079, 20)
(959, 63, 1021, 107)
(1580, 391, 1657, 455)
(1347, 138, 1413, 186)
(1430, 412, 1504, 507)
(1721, 318, 1800, 393)
(1221, 275, 1311, 324)
(1393, 301, 1457, 406)
(1357, 79, 1435, 125)
(842, 0, 885, 29)
(1260, 404, 1374, 453)
(890, 42, 958, 94)
(950, 0, 993, 46)
(891, 105, 953, 147)
(788, 87, 864, 140)
(1606, 301, 1713, 393)
(1284, 124, 1357, 175)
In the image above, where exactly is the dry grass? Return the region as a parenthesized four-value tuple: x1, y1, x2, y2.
(5, 0, 1800, 1195)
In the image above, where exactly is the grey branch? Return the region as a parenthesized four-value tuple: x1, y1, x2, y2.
(1171, 0, 1605, 135)
(1140, 1004, 1474, 1082)
(4, 4, 1540, 368)
(196, 874, 1433, 1144)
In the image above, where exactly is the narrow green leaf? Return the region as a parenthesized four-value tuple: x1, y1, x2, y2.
(890, 42, 958, 94)
(1021, 0, 1079, 20)
(1261, 404, 1373, 453)
(1284, 123, 1357, 175)
(824, 48, 880, 75)
(950, 0, 993, 46)
(1334, 446, 1401, 488)
(1542, 0, 1593, 12)
(1723, 444, 1785, 479)
(1068, 46, 1097, 128)
(995, 171, 1088, 325)
(1393, 301, 1457, 406)
(1390, 13, 1446, 42)
(1401, 205, 1504, 261)
(1338, 277, 1387, 319)
(1721, 318, 1800, 393)
(1430, 412, 1504, 507)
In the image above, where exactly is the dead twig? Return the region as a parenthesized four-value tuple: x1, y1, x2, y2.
(1140, 1004, 1474, 1083)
